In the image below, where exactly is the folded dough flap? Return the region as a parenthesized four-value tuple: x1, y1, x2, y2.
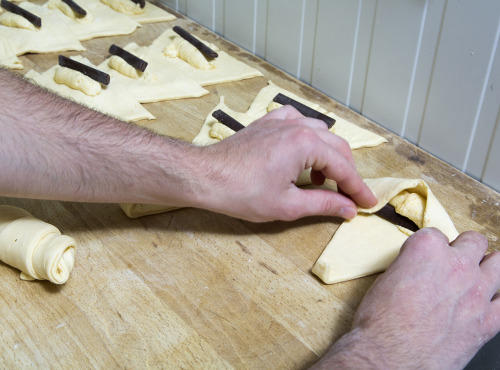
(359, 177, 459, 241)
(312, 177, 458, 284)
(0, 205, 77, 284)
(119, 203, 178, 218)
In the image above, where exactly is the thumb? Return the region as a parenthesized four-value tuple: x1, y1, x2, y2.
(282, 187, 358, 220)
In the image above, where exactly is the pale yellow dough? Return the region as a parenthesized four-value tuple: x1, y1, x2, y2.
(149, 28, 263, 86)
(98, 42, 208, 103)
(99, 0, 176, 24)
(193, 81, 387, 150)
(48, 0, 93, 22)
(0, 205, 76, 284)
(0, 12, 36, 30)
(100, 0, 145, 15)
(120, 203, 179, 218)
(0, 37, 22, 69)
(44, 0, 140, 41)
(312, 178, 459, 284)
(165, 35, 216, 70)
(0, 2, 85, 57)
(25, 55, 154, 122)
(54, 65, 102, 96)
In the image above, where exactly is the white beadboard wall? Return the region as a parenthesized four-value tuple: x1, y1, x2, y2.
(160, 0, 500, 193)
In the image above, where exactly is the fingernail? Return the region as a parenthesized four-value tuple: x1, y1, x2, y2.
(340, 207, 357, 219)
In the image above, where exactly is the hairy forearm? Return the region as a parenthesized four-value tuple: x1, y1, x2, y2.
(0, 68, 203, 206)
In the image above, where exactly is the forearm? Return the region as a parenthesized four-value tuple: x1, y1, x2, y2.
(0, 68, 203, 206)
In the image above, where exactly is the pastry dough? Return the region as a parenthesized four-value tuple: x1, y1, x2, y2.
(312, 178, 459, 284)
(98, 42, 208, 103)
(120, 203, 179, 218)
(108, 55, 143, 79)
(0, 2, 85, 56)
(48, 0, 93, 22)
(99, 0, 176, 24)
(100, 0, 145, 15)
(130, 1, 176, 24)
(0, 37, 22, 69)
(0, 205, 76, 284)
(149, 28, 263, 86)
(0, 11, 37, 30)
(25, 55, 155, 122)
(44, 0, 140, 41)
(54, 65, 102, 96)
(164, 35, 216, 70)
(192, 81, 387, 150)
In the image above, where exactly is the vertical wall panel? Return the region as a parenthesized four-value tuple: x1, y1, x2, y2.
(223, 0, 257, 52)
(185, 0, 215, 30)
(482, 115, 500, 191)
(349, 0, 377, 113)
(298, 0, 318, 85)
(418, 0, 500, 169)
(464, 20, 500, 180)
(362, 0, 428, 135)
(403, 0, 446, 143)
(310, 0, 361, 105)
(265, 0, 306, 76)
(254, 0, 269, 58)
(158, 0, 500, 193)
(213, 0, 224, 35)
(161, 0, 177, 9)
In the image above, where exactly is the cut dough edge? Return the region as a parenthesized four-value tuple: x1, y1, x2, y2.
(312, 177, 459, 284)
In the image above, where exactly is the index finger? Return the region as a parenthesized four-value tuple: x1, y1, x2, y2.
(308, 138, 377, 208)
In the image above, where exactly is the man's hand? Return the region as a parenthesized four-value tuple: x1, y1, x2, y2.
(1, 68, 375, 222)
(196, 106, 377, 222)
(314, 229, 500, 369)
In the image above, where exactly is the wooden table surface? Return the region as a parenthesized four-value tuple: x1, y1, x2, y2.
(2, 2, 500, 368)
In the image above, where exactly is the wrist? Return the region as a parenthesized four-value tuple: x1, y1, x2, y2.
(313, 328, 386, 369)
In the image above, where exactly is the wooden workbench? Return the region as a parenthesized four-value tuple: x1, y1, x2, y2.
(1, 2, 499, 368)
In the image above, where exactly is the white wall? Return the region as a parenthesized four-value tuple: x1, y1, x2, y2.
(161, 0, 500, 193)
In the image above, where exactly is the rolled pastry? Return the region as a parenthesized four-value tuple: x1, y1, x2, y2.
(312, 178, 459, 284)
(0, 205, 76, 284)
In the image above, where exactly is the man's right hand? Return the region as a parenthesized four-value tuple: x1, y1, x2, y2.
(314, 229, 500, 369)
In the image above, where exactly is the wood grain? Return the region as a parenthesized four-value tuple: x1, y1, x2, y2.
(2, 2, 499, 368)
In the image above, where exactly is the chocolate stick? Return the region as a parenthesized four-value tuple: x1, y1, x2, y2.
(130, 0, 145, 8)
(212, 109, 245, 132)
(375, 204, 419, 232)
(61, 0, 87, 16)
(1, 0, 41, 27)
(173, 25, 218, 59)
(272, 93, 336, 128)
(58, 55, 110, 86)
(109, 44, 148, 72)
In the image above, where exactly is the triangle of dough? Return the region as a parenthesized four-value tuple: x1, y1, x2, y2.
(44, 0, 141, 41)
(98, 42, 208, 103)
(0, 37, 22, 69)
(128, 1, 176, 24)
(148, 28, 263, 86)
(25, 55, 155, 122)
(192, 81, 387, 150)
(0, 2, 85, 56)
(312, 177, 459, 284)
